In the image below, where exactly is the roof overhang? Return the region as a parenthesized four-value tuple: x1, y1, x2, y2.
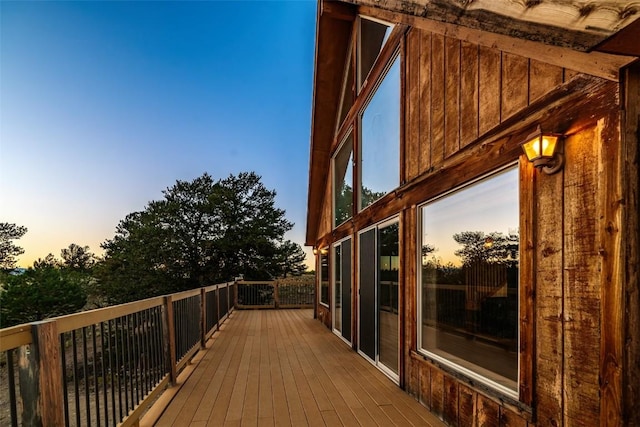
(305, 2, 356, 246)
(345, 0, 640, 54)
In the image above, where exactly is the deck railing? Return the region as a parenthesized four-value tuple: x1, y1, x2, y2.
(0, 278, 314, 427)
(236, 278, 315, 309)
(0, 281, 236, 427)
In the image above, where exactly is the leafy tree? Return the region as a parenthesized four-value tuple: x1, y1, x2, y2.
(335, 183, 353, 225)
(453, 230, 519, 266)
(0, 264, 87, 327)
(97, 172, 296, 304)
(274, 240, 307, 278)
(61, 243, 96, 271)
(335, 183, 387, 224)
(0, 222, 28, 270)
(33, 253, 59, 269)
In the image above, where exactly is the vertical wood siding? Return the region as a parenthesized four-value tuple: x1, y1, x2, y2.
(403, 27, 624, 426)
(404, 28, 572, 182)
(313, 23, 628, 427)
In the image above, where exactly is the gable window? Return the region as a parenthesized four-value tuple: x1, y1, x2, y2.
(358, 17, 393, 90)
(333, 132, 354, 227)
(336, 44, 354, 132)
(418, 165, 519, 396)
(359, 55, 400, 210)
(331, 15, 400, 229)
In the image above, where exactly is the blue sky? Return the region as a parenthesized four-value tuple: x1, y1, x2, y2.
(0, 0, 317, 267)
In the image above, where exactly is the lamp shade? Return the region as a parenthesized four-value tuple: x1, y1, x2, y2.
(520, 125, 560, 168)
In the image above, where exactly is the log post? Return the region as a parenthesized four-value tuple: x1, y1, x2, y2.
(215, 287, 220, 331)
(233, 281, 238, 309)
(18, 320, 64, 427)
(162, 296, 177, 386)
(274, 281, 280, 309)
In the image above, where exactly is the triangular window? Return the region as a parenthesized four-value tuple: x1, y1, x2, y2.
(358, 17, 393, 90)
(336, 44, 354, 134)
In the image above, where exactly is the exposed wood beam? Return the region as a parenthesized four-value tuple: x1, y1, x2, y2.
(359, 5, 636, 81)
(306, 2, 354, 246)
(595, 18, 640, 56)
(321, 0, 356, 21)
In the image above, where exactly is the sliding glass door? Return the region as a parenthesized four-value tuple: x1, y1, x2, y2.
(333, 238, 352, 343)
(358, 218, 399, 380)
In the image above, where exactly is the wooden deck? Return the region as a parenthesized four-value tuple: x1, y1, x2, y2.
(152, 309, 445, 426)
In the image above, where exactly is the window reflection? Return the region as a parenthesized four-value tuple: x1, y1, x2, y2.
(360, 56, 400, 210)
(419, 166, 519, 392)
(334, 133, 353, 226)
(359, 17, 393, 89)
(334, 244, 342, 333)
(320, 250, 329, 306)
(379, 221, 399, 375)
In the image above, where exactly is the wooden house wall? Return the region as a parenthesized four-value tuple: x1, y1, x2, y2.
(401, 26, 627, 425)
(404, 27, 578, 183)
(311, 20, 636, 427)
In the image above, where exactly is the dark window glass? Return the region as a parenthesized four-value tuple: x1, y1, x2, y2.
(320, 250, 329, 305)
(359, 17, 392, 89)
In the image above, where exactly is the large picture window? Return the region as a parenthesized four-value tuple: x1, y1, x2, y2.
(359, 55, 400, 210)
(333, 132, 353, 226)
(418, 166, 519, 395)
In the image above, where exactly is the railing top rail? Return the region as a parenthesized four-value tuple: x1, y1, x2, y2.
(237, 280, 276, 285)
(170, 288, 201, 302)
(203, 281, 235, 292)
(0, 323, 33, 352)
(56, 295, 165, 333)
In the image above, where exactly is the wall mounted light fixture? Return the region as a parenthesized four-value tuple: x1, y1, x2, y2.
(520, 125, 564, 175)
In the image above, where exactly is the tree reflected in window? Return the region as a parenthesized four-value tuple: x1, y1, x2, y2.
(419, 166, 519, 394)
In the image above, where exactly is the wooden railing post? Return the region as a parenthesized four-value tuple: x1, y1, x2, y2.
(18, 320, 64, 427)
(274, 281, 280, 309)
(215, 286, 220, 330)
(200, 288, 206, 349)
(233, 281, 238, 308)
(162, 296, 177, 386)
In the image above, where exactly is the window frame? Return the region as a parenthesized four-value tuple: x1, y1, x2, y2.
(357, 15, 394, 92)
(357, 52, 401, 212)
(356, 215, 401, 383)
(329, 17, 406, 231)
(319, 247, 330, 308)
(416, 163, 521, 400)
(332, 235, 352, 345)
(332, 129, 355, 228)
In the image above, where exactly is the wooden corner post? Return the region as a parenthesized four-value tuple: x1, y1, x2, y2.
(200, 288, 206, 349)
(274, 281, 280, 309)
(18, 320, 64, 427)
(162, 295, 177, 385)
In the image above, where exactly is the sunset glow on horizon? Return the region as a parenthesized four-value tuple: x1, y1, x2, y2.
(1, 1, 318, 270)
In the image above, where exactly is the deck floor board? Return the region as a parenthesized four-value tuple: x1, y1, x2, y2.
(154, 310, 445, 426)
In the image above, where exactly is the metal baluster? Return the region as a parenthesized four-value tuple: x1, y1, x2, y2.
(100, 322, 109, 427)
(60, 334, 70, 426)
(114, 318, 123, 423)
(82, 327, 91, 426)
(125, 314, 133, 412)
(72, 330, 81, 427)
(7, 349, 18, 427)
(92, 324, 101, 427)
